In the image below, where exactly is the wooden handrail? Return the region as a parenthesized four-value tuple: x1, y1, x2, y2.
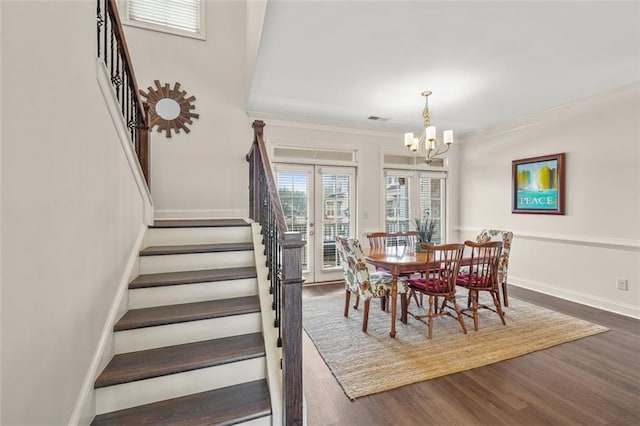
(105, 0, 147, 122)
(252, 121, 288, 232)
(97, 0, 150, 186)
(247, 120, 304, 425)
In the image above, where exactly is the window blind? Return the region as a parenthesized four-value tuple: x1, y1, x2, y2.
(385, 175, 411, 233)
(419, 175, 443, 244)
(128, 0, 200, 33)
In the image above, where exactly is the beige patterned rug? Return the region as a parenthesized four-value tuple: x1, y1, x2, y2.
(302, 290, 608, 400)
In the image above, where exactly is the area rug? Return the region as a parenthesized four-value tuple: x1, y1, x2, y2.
(302, 291, 608, 400)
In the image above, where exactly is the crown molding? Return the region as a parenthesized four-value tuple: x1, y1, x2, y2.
(247, 111, 403, 138)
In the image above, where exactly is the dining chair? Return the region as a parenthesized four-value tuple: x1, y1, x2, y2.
(475, 229, 514, 307)
(335, 236, 407, 332)
(365, 231, 422, 308)
(456, 240, 505, 331)
(405, 243, 467, 339)
(366, 231, 419, 250)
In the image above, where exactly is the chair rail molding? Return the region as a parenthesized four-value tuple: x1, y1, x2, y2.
(455, 227, 640, 252)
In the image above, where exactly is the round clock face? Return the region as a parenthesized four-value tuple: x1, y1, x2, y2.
(140, 80, 199, 137)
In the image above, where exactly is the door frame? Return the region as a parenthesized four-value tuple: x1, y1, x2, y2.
(274, 163, 357, 283)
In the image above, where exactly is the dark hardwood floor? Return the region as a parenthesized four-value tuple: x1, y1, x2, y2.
(302, 283, 640, 426)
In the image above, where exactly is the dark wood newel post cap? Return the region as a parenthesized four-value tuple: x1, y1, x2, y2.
(252, 120, 265, 132)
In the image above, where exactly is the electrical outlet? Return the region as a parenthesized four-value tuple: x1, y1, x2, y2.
(616, 278, 628, 291)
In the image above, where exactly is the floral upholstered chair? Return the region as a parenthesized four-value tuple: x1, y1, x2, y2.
(476, 229, 513, 307)
(335, 236, 407, 332)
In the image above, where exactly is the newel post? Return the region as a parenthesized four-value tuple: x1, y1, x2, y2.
(249, 120, 265, 221)
(280, 231, 305, 426)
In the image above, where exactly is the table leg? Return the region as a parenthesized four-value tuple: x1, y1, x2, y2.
(390, 275, 397, 338)
(401, 291, 407, 323)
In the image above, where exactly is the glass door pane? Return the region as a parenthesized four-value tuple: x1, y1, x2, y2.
(276, 169, 311, 273)
(385, 175, 411, 233)
(320, 170, 352, 269)
(419, 175, 445, 244)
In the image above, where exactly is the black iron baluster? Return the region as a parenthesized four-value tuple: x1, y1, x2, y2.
(103, 0, 108, 67)
(97, 0, 103, 57)
(276, 226, 283, 347)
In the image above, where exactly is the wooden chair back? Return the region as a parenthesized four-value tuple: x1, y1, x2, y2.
(366, 231, 419, 250)
(461, 240, 503, 290)
(418, 242, 465, 293)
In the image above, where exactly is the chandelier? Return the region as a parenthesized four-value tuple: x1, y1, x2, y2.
(403, 90, 453, 164)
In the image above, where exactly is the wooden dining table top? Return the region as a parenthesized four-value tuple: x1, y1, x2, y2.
(366, 246, 433, 269)
(366, 245, 477, 270)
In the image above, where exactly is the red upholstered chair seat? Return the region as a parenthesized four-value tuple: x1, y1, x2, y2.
(456, 273, 491, 288)
(407, 277, 449, 293)
(455, 240, 506, 331)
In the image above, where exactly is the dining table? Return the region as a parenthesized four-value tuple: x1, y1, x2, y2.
(365, 245, 434, 337)
(366, 244, 487, 337)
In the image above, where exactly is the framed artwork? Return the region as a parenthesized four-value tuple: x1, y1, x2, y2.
(512, 153, 565, 215)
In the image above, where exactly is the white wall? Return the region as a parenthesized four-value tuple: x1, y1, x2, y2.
(122, 0, 258, 219)
(1, 1, 148, 424)
(456, 83, 640, 318)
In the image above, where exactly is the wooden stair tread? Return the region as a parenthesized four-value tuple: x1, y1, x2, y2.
(129, 266, 257, 289)
(151, 219, 249, 228)
(91, 379, 270, 425)
(114, 296, 260, 331)
(140, 242, 253, 256)
(95, 333, 265, 388)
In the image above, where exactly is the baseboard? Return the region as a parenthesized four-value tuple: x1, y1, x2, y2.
(509, 276, 640, 320)
(68, 224, 147, 426)
(154, 209, 249, 219)
(251, 223, 283, 425)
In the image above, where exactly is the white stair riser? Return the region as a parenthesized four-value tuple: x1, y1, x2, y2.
(145, 226, 252, 247)
(95, 357, 266, 415)
(140, 251, 255, 274)
(115, 313, 262, 354)
(239, 415, 272, 426)
(129, 278, 258, 308)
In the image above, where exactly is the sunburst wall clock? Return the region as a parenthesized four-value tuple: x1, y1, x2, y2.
(140, 80, 199, 137)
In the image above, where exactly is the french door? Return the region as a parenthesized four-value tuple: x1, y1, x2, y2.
(275, 164, 356, 283)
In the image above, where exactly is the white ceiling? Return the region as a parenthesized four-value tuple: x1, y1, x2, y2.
(247, 1, 640, 136)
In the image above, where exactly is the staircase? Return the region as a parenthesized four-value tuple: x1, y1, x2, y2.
(91, 219, 272, 425)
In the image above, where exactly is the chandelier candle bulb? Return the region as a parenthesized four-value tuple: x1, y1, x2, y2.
(426, 126, 437, 141)
(444, 130, 453, 145)
(404, 132, 414, 147)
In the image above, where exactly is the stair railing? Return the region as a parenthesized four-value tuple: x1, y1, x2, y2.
(97, 0, 150, 186)
(247, 120, 304, 426)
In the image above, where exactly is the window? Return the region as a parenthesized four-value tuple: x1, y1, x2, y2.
(124, 0, 205, 39)
(384, 170, 446, 244)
